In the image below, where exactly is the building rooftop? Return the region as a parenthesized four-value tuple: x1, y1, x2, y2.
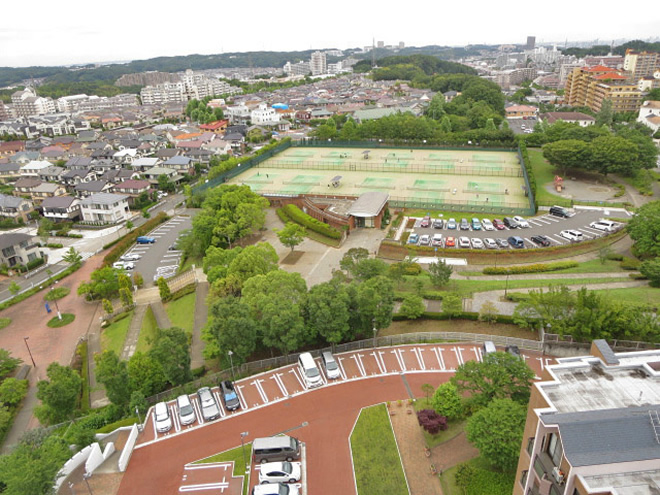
(80, 193, 128, 205)
(580, 469, 660, 495)
(347, 191, 389, 218)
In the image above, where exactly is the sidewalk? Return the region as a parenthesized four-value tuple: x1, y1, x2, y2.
(120, 305, 147, 361)
(191, 281, 208, 369)
(150, 301, 171, 329)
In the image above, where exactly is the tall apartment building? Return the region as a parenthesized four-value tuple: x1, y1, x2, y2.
(310, 51, 327, 76)
(11, 88, 56, 117)
(283, 61, 311, 77)
(140, 71, 241, 105)
(526, 36, 536, 50)
(0, 102, 8, 120)
(624, 49, 660, 82)
(564, 65, 643, 113)
(513, 340, 660, 495)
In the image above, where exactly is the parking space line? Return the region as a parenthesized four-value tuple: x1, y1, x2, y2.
(170, 403, 181, 432)
(271, 373, 289, 397)
(232, 387, 244, 413)
(451, 346, 465, 365)
(152, 410, 158, 437)
(577, 229, 595, 238)
(351, 354, 366, 377)
(551, 234, 568, 244)
(179, 482, 229, 492)
(370, 351, 384, 374)
(472, 347, 482, 362)
(391, 349, 406, 371)
(582, 226, 602, 234)
(337, 357, 348, 380)
(431, 347, 446, 370)
(542, 216, 561, 223)
(411, 347, 426, 370)
(191, 397, 203, 425)
(377, 351, 388, 373)
(537, 357, 545, 372)
(251, 379, 268, 404)
(289, 368, 306, 390)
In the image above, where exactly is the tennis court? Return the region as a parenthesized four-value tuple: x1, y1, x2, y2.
(227, 145, 531, 212)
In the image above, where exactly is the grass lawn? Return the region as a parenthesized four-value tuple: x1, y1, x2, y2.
(194, 444, 251, 495)
(351, 404, 408, 495)
(101, 310, 133, 356)
(179, 254, 202, 274)
(44, 287, 71, 301)
(136, 306, 158, 353)
(527, 149, 566, 206)
(440, 457, 515, 495)
(47, 313, 75, 328)
(460, 258, 626, 276)
(165, 293, 196, 335)
(382, 318, 538, 340)
(596, 286, 660, 308)
(0, 318, 11, 330)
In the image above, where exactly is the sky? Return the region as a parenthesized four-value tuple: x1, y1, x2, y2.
(1, 0, 659, 67)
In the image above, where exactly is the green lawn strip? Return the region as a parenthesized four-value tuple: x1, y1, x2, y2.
(101, 310, 133, 355)
(165, 292, 196, 335)
(460, 258, 625, 276)
(136, 306, 158, 353)
(179, 254, 202, 274)
(195, 444, 251, 495)
(440, 457, 514, 495)
(0, 317, 11, 330)
(351, 404, 408, 495)
(47, 313, 75, 328)
(595, 287, 660, 308)
(44, 287, 71, 301)
(383, 318, 538, 340)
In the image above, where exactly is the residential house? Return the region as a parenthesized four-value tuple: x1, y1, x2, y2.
(637, 100, 660, 133)
(204, 139, 232, 155)
(38, 166, 66, 183)
(20, 160, 52, 177)
(131, 157, 160, 173)
(539, 112, 596, 127)
(41, 196, 81, 222)
(0, 233, 42, 267)
(505, 105, 538, 119)
(65, 156, 95, 170)
(0, 163, 21, 183)
(0, 141, 25, 157)
(74, 180, 113, 198)
(199, 120, 229, 134)
(113, 149, 138, 165)
(0, 194, 34, 223)
(9, 151, 40, 166)
(142, 166, 180, 186)
(184, 149, 213, 165)
(79, 193, 130, 223)
(162, 156, 193, 174)
(112, 179, 152, 206)
(30, 182, 66, 203)
(13, 177, 43, 196)
(101, 168, 139, 184)
(61, 168, 98, 188)
(39, 145, 67, 162)
(155, 148, 180, 161)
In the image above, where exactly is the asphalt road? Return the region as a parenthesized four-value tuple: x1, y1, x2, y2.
(408, 208, 627, 249)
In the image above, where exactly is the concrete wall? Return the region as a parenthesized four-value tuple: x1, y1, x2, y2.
(118, 424, 139, 472)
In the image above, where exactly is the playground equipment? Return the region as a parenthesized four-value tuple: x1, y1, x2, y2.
(554, 175, 564, 192)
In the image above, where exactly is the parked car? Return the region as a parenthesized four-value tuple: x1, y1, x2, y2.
(446, 218, 457, 230)
(258, 462, 302, 484)
(560, 230, 583, 242)
(513, 216, 529, 228)
(471, 218, 482, 230)
(419, 234, 431, 245)
(112, 261, 134, 270)
(176, 394, 196, 426)
(136, 236, 156, 244)
(481, 218, 495, 231)
(492, 219, 505, 230)
(119, 253, 140, 262)
(530, 235, 551, 247)
(458, 236, 471, 248)
(459, 218, 470, 230)
(252, 483, 300, 495)
(432, 219, 444, 229)
(219, 380, 240, 411)
(197, 387, 221, 421)
(508, 236, 525, 249)
(154, 402, 172, 433)
(431, 233, 443, 247)
(589, 220, 617, 232)
(483, 238, 498, 249)
(321, 351, 340, 379)
(445, 236, 456, 247)
(495, 238, 509, 248)
(503, 217, 519, 229)
(408, 233, 419, 244)
(470, 238, 484, 249)
(420, 216, 431, 227)
(549, 206, 572, 218)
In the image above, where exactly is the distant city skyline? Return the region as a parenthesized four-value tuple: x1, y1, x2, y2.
(1, 0, 659, 68)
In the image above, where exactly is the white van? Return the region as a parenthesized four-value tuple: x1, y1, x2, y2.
(482, 341, 497, 357)
(298, 352, 323, 388)
(589, 220, 617, 232)
(560, 230, 583, 242)
(176, 395, 196, 425)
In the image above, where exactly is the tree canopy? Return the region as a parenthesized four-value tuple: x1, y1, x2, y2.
(35, 363, 82, 425)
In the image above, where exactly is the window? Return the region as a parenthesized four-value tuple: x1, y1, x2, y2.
(527, 437, 534, 456)
(547, 433, 562, 466)
(520, 469, 529, 487)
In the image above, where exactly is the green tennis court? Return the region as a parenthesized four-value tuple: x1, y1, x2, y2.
(410, 179, 449, 191)
(466, 181, 505, 193)
(359, 177, 394, 189)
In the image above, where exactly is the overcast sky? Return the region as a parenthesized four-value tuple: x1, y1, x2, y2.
(2, 0, 659, 67)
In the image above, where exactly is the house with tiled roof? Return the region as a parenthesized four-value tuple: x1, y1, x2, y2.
(61, 168, 98, 188)
(20, 160, 52, 177)
(199, 120, 229, 134)
(0, 141, 25, 157)
(0, 163, 21, 183)
(38, 166, 66, 183)
(41, 195, 81, 222)
(505, 105, 538, 119)
(539, 112, 596, 127)
(74, 180, 113, 198)
(0, 233, 42, 268)
(101, 169, 139, 184)
(162, 156, 193, 174)
(637, 100, 660, 133)
(142, 166, 180, 186)
(13, 177, 42, 196)
(0, 193, 34, 223)
(112, 179, 153, 206)
(30, 182, 66, 203)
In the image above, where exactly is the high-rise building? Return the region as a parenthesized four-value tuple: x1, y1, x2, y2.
(310, 51, 327, 76)
(624, 49, 660, 82)
(11, 88, 56, 117)
(564, 65, 643, 113)
(513, 340, 660, 495)
(526, 36, 536, 50)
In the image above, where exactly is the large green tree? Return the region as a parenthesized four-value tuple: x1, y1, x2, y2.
(203, 296, 258, 363)
(355, 276, 395, 334)
(541, 139, 592, 175)
(589, 135, 642, 176)
(627, 200, 660, 257)
(127, 352, 167, 397)
(149, 327, 192, 387)
(428, 259, 453, 287)
(431, 382, 464, 420)
(305, 280, 352, 346)
(276, 222, 306, 252)
(77, 266, 122, 300)
(95, 350, 131, 410)
(465, 398, 527, 471)
(35, 363, 82, 425)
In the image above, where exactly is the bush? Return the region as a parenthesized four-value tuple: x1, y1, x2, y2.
(416, 409, 448, 434)
(620, 256, 641, 270)
(280, 204, 341, 239)
(606, 252, 624, 261)
(483, 260, 578, 275)
(26, 257, 45, 270)
(392, 311, 516, 325)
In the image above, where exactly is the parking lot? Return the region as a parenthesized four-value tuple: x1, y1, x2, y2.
(120, 215, 192, 285)
(406, 208, 628, 250)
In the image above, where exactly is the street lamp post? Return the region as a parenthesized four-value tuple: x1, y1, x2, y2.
(23, 337, 36, 367)
(372, 326, 378, 349)
(228, 350, 236, 384)
(240, 431, 249, 474)
(135, 406, 143, 431)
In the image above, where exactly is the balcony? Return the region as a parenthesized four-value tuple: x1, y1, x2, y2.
(532, 453, 566, 495)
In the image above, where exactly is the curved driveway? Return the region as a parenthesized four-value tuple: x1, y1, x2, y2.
(119, 344, 551, 494)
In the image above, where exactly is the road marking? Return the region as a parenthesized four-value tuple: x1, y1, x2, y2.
(529, 218, 549, 226)
(582, 226, 602, 234)
(251, 379, 268, 404)
(551, 235, 568, 244)
(192, 397, 204, 425)
(543, 215, 561, 223)
(391, 349, 406, 371)
(170, 403, 181, 432)
(337, 357, 348, 380)
(377, 351, 388, 374)
(576, 229, 595, 239)
(179, 482, 229, 492)
(370, 351, 384, 374)
(351, 353, 366, 377)
(233, 387, 245, 413)
(271, 373, 289, 397)
(473, 346, 483, 362)
(411, 347, 426, 370)
(451, 346, 465, 365)
(152, 411, 158, 437)
(289, 368, 306, 389)
(431, 347, 446, 370)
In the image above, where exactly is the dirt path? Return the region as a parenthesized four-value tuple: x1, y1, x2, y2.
(430, 431, 479, 472)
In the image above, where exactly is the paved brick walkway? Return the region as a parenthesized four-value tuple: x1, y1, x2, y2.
(150, 300, 171, 328)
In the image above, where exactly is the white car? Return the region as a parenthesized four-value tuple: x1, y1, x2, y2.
(176, 395, 196, 426)
(470, 238, 484, 249)
(513, 216, 530, 228)
(458, 236, 471, 248)
(431, 233, 443, 247)
(589, 220, 617, 232)
(252, 484, 300, 495)
(120, 253, 140, 262)
(154, 402, 172, 433)
(419, 234, 431, 245)
(481, 219, 495, 231)
(560, 230, 583, 242)
(258, 461, 302, 484)
(112, 261, 135, 270)
(483, 238, 498, 249)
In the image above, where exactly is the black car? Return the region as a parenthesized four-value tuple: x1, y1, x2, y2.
(530, 235, 551, 247)
(432, 219, 444, 229)
(219, 380, 240, 411)
(460, 218, 470, 230)
(503, 217, 519, 229)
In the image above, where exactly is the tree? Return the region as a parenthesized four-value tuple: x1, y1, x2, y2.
(62, 246, 82, 265)
(37, 218, 54, 245)
(149, 327, 192, 386)
(454, 463, 476, 494)
(478, 301, 498, 324)
(339, 247, 370, 275)
(596, 98, 613, 127)
(351, 258, 389, 281)
(465, 398, 527, 471)
(276, 222, 306, 252)
(133, 272, 144, 288)
(0, 378, 28, 407)
(589, 135, 641, 177)
(428, 260, 453, 287)
(442, 292, 463, 318)
(0, 349, 21, 379)
(542, 139, 592, 175)
(512, 285, 575, 330)
(451, 352, 535, 410)
(127, 352, 167, 397)
(421, 383, 435, 405)
(8, 281, 20, 296)
(431, 382, 464, 420)
(119, 287, 133, 307)
(95, 350, 131, 410)
(102, 298, 114, 315)
(77, 266, 121, 300)
(627, 201, 660, 257)
(203, 296, 258, 362)
(355, 276, 395, 334)
(399, 293, 425, 319)
(126, 220, 134, 232)
(157, 277, 171, 300)
(130, 390, 149, 418)
(305, 280, 352, 347)
(35, 363, 82, 425)
(640, 258, 660, 287)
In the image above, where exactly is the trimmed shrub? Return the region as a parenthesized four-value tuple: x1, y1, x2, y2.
(26, 257, 45, 270)
(483, 261, 578, 275)
(416, 409, 448, 434)
(620, 256, 641, 270)
(606, 252, 624, 261)
(281, 204, 341, 239)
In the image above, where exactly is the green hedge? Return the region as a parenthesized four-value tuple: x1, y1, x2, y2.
(503, 293, 531, 302)
(483, 261, 578, 275)
(393, 311, 516, 325)
(77, 341, 90, 413)
(163, 283, 196, 303)
(96, 416, 139, 434)
(620, 257, 641, 270)
(102, 212, 170, 266)
(280, 204, 342, 239)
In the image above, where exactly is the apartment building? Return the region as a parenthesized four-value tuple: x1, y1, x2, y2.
(564, 66, 643, 113)
(310, 51, 327, 76)
(11, 88, 56, 117)
(514, 340, 660, 495)
(623, 49, 660, 82)
(79, 193, 130, 223)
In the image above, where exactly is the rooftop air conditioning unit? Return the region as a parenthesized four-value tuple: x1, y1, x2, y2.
(552, 466, 565, 484)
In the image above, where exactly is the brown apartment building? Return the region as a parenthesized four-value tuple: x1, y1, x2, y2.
(564, 66, 643, 113)
(514, 340, 660, 495)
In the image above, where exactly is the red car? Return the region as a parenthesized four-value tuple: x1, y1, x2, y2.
(492, 219, 506, 230)
(445, 236, 456, 247)
(420, 215, 431, 227)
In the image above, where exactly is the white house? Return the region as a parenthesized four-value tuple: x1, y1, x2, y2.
(80, 193, 130, 223)
(20, 160, 52, 177)
(224, 104, 251, 125)
(250, 104, 280, 125)
(637, 100, 660, 133)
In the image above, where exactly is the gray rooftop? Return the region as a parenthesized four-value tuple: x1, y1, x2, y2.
(0, 233, 32, 250)
(80, 193, 128, 206)
(581, 469, 660, 495)
(347, 192, 389, 218)
(42, 196, 78, 208)
(542, 406, 660, 467)
(593, 339, 620, 365)
(0, 194, 26, 208)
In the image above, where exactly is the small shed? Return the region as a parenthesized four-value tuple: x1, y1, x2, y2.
(347, 191, 389, 228)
